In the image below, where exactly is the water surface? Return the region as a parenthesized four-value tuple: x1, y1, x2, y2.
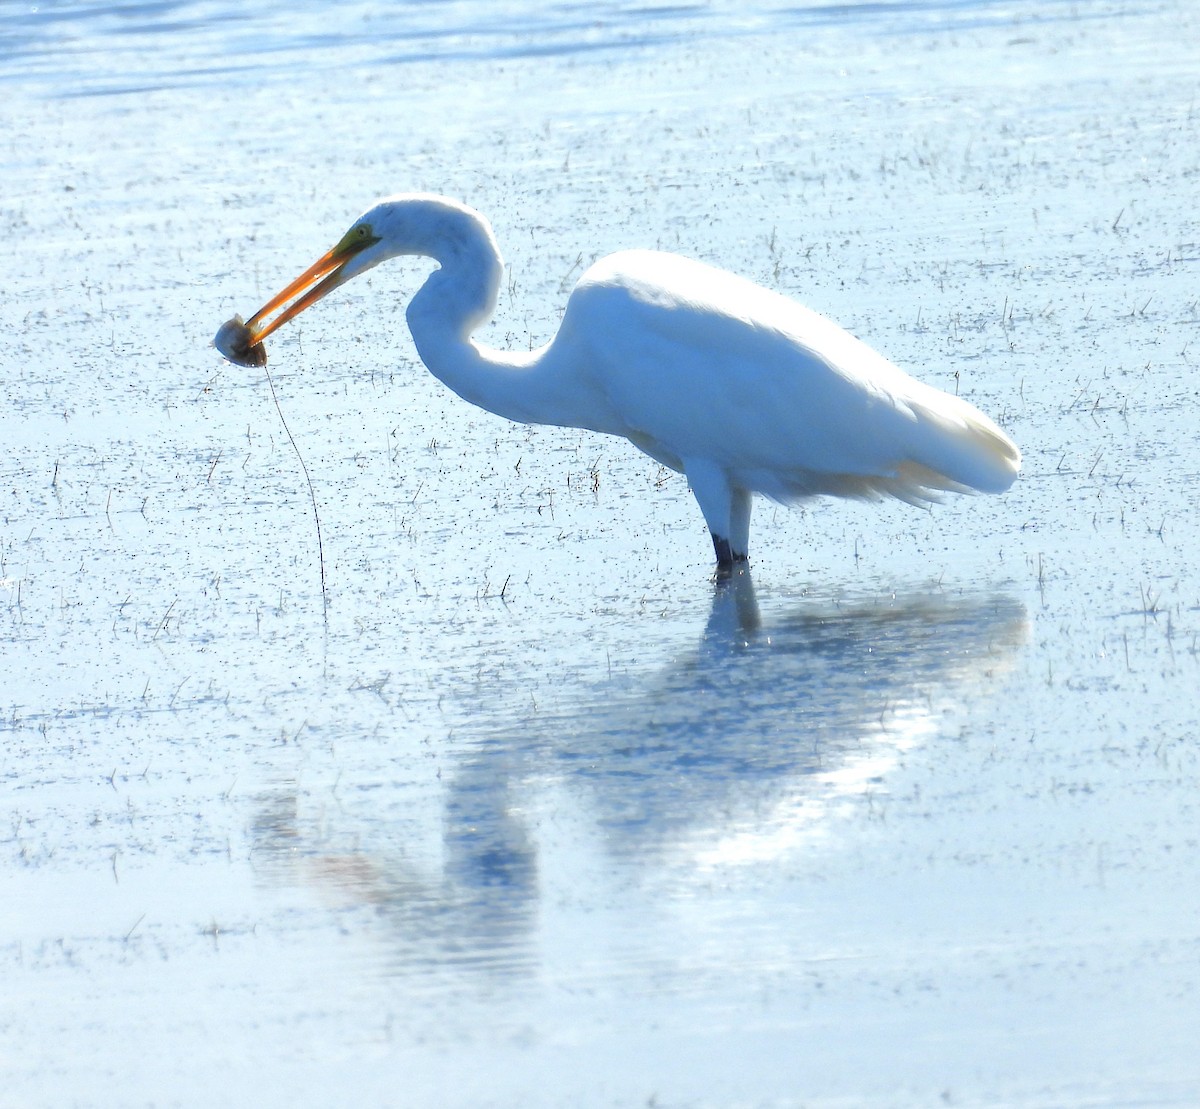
(3, 1, 1199, 1105)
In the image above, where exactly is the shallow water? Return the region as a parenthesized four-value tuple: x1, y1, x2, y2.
(2, 0, 1094, 95)
(3, 1, 1200, 1105)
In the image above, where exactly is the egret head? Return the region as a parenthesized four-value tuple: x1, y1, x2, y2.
(228, 195, 502, 367)
(242, 194, 494, 344)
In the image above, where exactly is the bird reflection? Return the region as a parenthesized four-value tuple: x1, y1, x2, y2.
(555, 571, 1026, 862)
(252, 572, 1027, 978)
(252, 754, 538, 979)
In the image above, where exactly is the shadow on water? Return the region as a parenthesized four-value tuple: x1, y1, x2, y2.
(252, 574, 1027, 979)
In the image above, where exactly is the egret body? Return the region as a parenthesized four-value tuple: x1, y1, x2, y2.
(223, 194, 1020, 568)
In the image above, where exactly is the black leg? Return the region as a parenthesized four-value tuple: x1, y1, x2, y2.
(710, 531, 748, 569)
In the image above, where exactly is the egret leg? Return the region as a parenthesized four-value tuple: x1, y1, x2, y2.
(685, 457, 750, 568)
(728, 486, 752, 561)
(711, 533, 738, 566)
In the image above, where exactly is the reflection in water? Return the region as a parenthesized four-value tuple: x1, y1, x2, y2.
(252, 767, 539, 980)
(252, 574, 1027, 977)
(570, 573, 1027, 866)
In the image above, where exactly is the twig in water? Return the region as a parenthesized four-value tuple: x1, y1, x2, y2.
(152, 598, 177, 641)
(261, 363, 328, 623)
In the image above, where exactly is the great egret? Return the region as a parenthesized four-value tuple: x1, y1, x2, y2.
(216, 194, 1020, 568)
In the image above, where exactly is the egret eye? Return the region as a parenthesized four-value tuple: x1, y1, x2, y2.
(329, 222, 379, 257)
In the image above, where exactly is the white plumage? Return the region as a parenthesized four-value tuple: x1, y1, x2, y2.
(220, 194, 1020, 568)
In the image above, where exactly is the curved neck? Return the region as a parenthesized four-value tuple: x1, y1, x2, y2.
(404, 215, 588, 429)
(407, 204, 506, 340)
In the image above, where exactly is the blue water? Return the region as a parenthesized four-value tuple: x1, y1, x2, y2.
(3, 0, 1073, 94)
(4, 0, 1199, 1104)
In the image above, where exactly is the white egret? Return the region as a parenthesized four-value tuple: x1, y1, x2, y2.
(217, 194, 1020, 568)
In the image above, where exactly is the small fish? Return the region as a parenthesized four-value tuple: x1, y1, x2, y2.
(213, 314, 267, 367)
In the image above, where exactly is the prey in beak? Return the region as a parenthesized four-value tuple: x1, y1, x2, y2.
(214, 222, 380, 367)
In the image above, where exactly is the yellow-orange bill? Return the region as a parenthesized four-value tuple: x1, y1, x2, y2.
(214, 222, 379, 367)
(244, 246, 350, 342)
